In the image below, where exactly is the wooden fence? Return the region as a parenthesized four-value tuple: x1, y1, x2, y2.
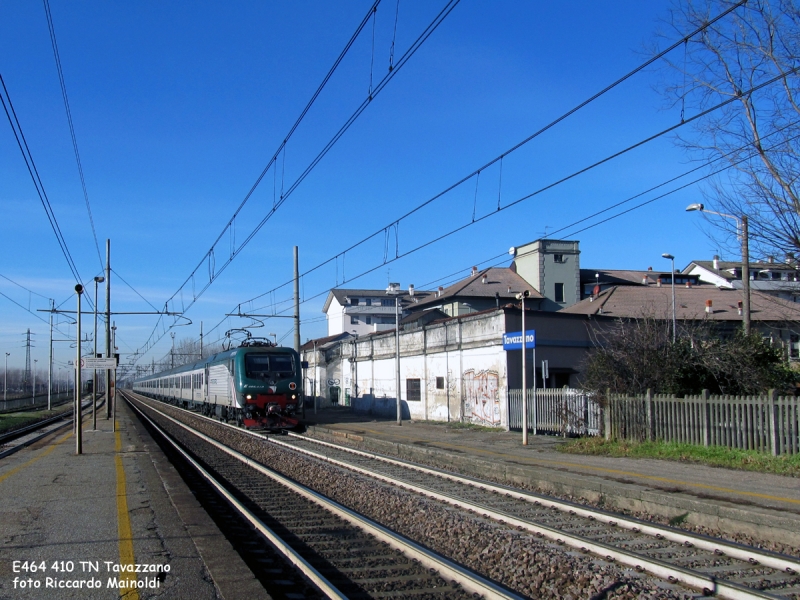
(607, 390, 800, 456)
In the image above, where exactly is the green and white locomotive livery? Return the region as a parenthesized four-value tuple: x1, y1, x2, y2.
(132, 343, 303, 430)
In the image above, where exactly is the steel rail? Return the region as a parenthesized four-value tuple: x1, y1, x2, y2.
(276, 436, 783, 599)
(126, 394, 525, 600)
(126, 397, 346, 600)
(286, 432, 800, 576)
(0, 399, 96, 459)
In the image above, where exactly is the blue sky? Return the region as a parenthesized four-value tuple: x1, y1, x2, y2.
(0, 1, 733, 375)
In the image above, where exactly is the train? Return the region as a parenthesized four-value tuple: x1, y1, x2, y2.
(131, 340, 304, 430)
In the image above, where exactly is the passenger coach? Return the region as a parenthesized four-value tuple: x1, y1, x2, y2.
(132, 341, 303, 430)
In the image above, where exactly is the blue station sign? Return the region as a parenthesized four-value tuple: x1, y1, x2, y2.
(502, 330, 535, 350)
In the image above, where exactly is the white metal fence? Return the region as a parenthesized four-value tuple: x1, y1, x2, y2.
(508, 388, 601, 436)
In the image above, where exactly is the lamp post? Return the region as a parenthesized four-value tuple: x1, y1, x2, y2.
(687, 203, 750, 334)
(32, 359, 37, 405)
(517, 290, 531, 445)
(386, 283, 402, 425)
(93, 275, 104, 430)
(4, 352, 9, 402)
(111, 323, 117, 433)
(75, 284, 84, 455)
(351, 330, 358, 406)
(661, 253, 677, 343)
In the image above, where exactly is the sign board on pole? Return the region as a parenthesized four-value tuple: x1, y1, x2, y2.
(80, 357, 117, 370)
(502, 330, 535, 350)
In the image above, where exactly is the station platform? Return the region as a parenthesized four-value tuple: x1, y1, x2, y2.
(0, 395, 268, 600)
(303, 407, 800, 550)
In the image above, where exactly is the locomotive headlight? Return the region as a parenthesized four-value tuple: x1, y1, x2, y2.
(291, 394, 297, 400)
(246, 394, 252, 400)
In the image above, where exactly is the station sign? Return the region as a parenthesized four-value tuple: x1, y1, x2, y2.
(502, 330, 536, 350)
(80, 357, 117, 370)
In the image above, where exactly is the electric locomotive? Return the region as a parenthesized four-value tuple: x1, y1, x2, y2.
(132, 339, 303, 430)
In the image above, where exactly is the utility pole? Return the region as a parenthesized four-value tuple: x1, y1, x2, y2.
(293, 246, 300, 354)
(742, 215, 751, 335)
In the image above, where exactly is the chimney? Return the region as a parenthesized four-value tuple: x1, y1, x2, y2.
(786, 252, 795, 265)
(737, 300, 743, 316)
(713, 255, 720, 270)
(768, 256, 775, 264)
(471, 266, 478, 276)
(438, 286, 444, 297)
(705, 299, 712, 314)
(647, 266, 653, 271)
(642, 276, 649, 285)
(482, 275, 487, 284)
(507, 286, 512, 293)
(686, 280, 692, 288)
(656, 278, 662, 287)
(408, 284, 415, 297)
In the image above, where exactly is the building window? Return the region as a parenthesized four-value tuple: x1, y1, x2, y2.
(406, 378, 421, 401)
(791, 335, 799, 359)
(555, 282, 565, 303)
(365, 298, 372, 306)
(350, 298, 359, 305)
(380, 316, 396, 324)
(381, 298, 394, 307)
(436, 376, 445, 390)
(351, 316, 358, 325)
(365, 316, 372, 325)
(553, 254, 565, 263)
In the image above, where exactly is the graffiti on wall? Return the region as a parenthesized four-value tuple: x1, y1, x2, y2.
(463, 369, 500, 425)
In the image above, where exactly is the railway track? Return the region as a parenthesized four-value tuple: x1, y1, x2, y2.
(275, 434, 800, 600)
(0, 398, 95, 459)
(125, 392, 800, 599)
(126, 392, 523, 599)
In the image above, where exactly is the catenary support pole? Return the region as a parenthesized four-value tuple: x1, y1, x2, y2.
(293, 246, 300, 353)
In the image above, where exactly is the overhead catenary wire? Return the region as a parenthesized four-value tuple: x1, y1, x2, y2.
(0, 73, 84, 287)
(42, 0, 104, 271)
(132, 0, 751, 366)
(132, 0, 460, 362)
(202, 65, 800, 341)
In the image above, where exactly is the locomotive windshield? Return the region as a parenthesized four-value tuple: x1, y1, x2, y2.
(245, 353, 295, 380)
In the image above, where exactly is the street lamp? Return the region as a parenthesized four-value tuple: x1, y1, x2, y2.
(661, 254, 677, 343)
(93, 275, 104, 430)
(351, 330, 358, 405)
(686, 203, 750, 334)
(75, 284, 84, 455)
(386, 283, 403, 426)
(516, 290, 531, 445)
(4, 352, 9, 402)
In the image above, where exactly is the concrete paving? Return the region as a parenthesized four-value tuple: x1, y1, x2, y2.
(302, 406, 800, 549)
(0, 396, 267, 600)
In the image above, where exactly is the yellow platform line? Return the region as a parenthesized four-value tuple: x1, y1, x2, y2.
(343, 425, 800, 506)
(115, 420, 139, 600)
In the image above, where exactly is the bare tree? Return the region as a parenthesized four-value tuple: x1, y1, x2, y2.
(658, 0, 800, 258)
(580, 315, 796, 396)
